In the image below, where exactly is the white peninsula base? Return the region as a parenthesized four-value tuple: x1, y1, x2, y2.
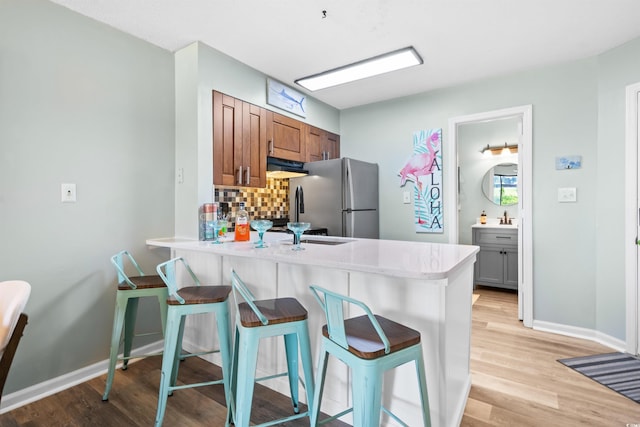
(147, 234, 478, 427)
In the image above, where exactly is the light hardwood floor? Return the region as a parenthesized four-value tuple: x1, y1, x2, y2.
(1, 287, 639, 426)
(462, 287, 640, 426)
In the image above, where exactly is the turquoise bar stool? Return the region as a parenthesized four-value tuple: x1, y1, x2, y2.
(309, 285, 431, 427)
(229, 270, 315, 427)
(154, 257, 233, 427)
(103, 250, 168, 401)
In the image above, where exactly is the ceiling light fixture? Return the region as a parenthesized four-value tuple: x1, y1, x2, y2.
(295, 46, 423, 91)
(481, 142, 518, 157)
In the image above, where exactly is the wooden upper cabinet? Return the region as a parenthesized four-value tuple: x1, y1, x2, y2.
(213, 91, 266, 187)
(214, 90, 340, 186)
(306, 125, 340, 162)
(324, 131, 340, 160)
(267, 111, 305, 162)
(242, 102, 267, 187)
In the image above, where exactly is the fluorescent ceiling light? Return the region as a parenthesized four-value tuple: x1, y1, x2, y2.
(295, 47, 423, 91)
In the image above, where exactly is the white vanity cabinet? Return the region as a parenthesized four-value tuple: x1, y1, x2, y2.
(472, 226, 518, 290)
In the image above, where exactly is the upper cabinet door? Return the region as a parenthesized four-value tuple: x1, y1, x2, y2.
(242, 101, 267, 188)
(213, 91, 242, 186)
(306, 126, 340, 162)
(325, 131, 340, 160)
(306, 125, 324, 162)
(213, 91, 266, 187)
(267, 111, 305, 162)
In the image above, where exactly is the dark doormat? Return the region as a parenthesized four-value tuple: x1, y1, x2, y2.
(558, 352, 640, 404)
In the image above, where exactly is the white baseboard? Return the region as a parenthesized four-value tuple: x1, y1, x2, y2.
(0, 341, 163, 414)
(532, 320, 627, 353)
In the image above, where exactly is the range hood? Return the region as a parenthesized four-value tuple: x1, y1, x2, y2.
(266, 157, 308, 179)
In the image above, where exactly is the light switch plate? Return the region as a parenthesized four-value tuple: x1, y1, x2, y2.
(403, 191, 411, 204)
(558, 187, 576, 202)
(61, 183, 76, 203)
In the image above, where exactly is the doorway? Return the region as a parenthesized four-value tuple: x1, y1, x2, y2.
(624, 82, 640, 356)
(447, 105, 533, 327)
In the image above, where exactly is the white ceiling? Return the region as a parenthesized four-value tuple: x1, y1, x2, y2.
(49, 0, 640, 110)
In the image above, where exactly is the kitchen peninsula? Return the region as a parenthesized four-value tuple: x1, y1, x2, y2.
(146, 233, 478, 427)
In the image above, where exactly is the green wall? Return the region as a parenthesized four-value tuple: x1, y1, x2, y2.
(342, 40, 640, 340)
(0, 0, 175, 394)
(595, 37, 640, 339)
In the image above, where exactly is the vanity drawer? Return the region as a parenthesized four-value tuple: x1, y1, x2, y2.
(473, 229, 518, 246)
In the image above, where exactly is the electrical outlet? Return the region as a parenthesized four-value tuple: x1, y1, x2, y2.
(403, 191, 411, 204)
(177, 167, 184, 184)
(558, 187, 576, 203)
(61, 183, 76, 203)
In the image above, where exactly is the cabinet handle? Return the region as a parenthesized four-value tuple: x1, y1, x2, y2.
(245, 166, 250, 185)
(269, 140, 274, 155)
(237, 166, 243, 186)
(496, 236, 512, 239)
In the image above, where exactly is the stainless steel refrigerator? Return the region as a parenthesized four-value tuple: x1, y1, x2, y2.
(290, 158, 379, 238)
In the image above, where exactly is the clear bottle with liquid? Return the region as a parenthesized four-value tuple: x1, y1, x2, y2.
(234, 202, 250, 241)
(480, 210, 487, 225)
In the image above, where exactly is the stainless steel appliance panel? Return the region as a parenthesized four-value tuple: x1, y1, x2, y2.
(291, 174, 342, 236)
(344, 209, 379, 239)
(290, 157, 378, 238)
(343, 158, 378, 211)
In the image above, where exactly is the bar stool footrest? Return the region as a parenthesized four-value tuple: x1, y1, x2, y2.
(168, 378, 225, 393)
(253, 411, 309, 427)
(317, 407, 353, 425)
(382, 406, 410, 427)
(118, 350, 163, 362)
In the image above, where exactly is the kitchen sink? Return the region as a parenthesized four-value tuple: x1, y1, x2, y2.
(300, 238, 352, 246)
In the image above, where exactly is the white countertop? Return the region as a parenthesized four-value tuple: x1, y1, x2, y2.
(471, 223, 518, 230)
(147, 232, 479, 280)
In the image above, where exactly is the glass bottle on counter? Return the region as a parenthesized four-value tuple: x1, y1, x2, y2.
(234, 202, 250, 241)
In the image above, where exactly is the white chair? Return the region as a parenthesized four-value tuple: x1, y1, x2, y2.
(0, 280, 31, 404)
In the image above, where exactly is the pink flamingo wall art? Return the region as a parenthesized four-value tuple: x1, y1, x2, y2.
(398, 129, 443, 233)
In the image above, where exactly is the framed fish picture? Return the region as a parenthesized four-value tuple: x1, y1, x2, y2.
(267, 78, 307, 117)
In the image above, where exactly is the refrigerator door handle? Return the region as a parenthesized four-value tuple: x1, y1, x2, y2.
(345, 158, 355, 211)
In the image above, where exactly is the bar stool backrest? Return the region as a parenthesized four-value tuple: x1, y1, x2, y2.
(309, 285, 391, 354)
(230, 270, 268, 326)
(156, 257, 201, 305)
(111, 250, 148, 290)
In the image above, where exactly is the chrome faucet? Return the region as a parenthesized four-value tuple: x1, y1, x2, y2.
(293, 185, 305, 244)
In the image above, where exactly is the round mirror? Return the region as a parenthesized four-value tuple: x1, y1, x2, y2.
(482, 163, 518, 206)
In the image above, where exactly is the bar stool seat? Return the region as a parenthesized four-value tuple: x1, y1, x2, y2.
(229, 270, 315, 427)
(154, 257, 233, 427)
(103, 250, 168, 401)
(309, 285, 431, 427)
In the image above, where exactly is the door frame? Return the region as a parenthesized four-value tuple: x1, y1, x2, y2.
(624, 81, 640, 355)
(447, 105, 533, 327)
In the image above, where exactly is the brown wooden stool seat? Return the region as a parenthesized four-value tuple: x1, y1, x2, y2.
(322, 314, 421, 360)
(168, 285, 231, 305)
(117, 274, 166, 290)
(238, 297, 308, 327)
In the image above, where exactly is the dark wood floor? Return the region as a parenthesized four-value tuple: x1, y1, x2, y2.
(2, 287, 640, 426)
